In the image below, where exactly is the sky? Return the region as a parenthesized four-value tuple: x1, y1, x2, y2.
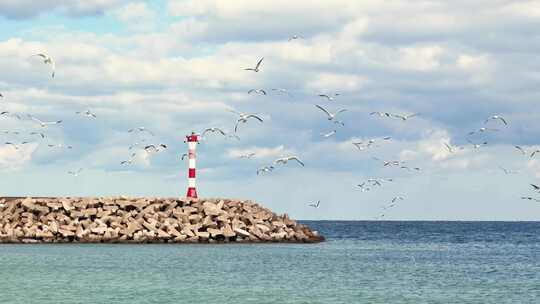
(1, 0, 540, 220)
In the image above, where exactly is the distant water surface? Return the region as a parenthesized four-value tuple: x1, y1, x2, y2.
(0, 221, 539, 303)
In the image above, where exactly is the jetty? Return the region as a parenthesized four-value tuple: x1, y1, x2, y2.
(0, 197, 324, 243)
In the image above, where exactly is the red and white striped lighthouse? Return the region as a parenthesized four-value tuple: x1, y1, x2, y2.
(186, 132, 199, 198)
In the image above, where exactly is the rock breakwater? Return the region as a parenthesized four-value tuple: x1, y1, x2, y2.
(0, 197, 324, 243)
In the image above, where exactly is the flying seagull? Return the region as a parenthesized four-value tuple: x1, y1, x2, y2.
(229, 110, 264, 132)
(144, 144, 167, 153)
(484, 115, 507, 126)
(128, 127, 154, 136)
(392, 113, 418, 121)
(76, 110, 97, 119)
(467, 139, 488, 149)
(530, 150, 540, 158)
(47, 144, 73, 149)
(391, 196, 405, 203)
(308, 200, 321, 208)
(181, 153, 188, 160)
(271, 88, 291, 96)
(256, 165, 274, 175)
(29, 132, 46, 139)
(248, 89, 267, 95)
(318, 93, 340, 101)
(468, 127, 499, 136)
(244, 57, 264, 72)
(521, 197, 540, 202)
(120, 159, 133, 165)
(370, 111, 392, 118)
(288, 35, 304, 41)
(5, 142, 29, 150)
(202, 128, 227, 138)
(68, 168, 83, 177)
(515, 146, 527, 155)
(32, 53, 55, 78)
(274, 156, 305, 167)
(27, 114, 62, 128)
(239, 152, 256, 159)
(530, 184, 540, 192)
(499, 166, 518, 174)
(321, 130, 337, 138)
(315, 105, 347, 121)
(357, 183, 371, 192)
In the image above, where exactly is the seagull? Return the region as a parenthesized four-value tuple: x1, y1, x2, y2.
(484, 115, 508, 126)
(239, 152, 256, 159)
(392, 113, 418, 121)
(181, 153, 188, 160)
(400, 166, 422, 172)
(248, 89, 267, 95)
(274, 156, 305, 167)
(444, 142, 464, 153)
(288, 35, 304, 41)
(530, 184, 540, 192)
(370, 111, 392, 117)
(244, 57, 264, 72)
(128, 127, 154, 136)
(357, 183, 371, 192)
(128, 142, 142, 150)
(256, 165, 274, 175)
(315, 105, 347, 121)
(530, 150, 540, 158)
(521, 197, 540, 202)
(0, 111, 22, 120)
(515, 146, 527, 155)
(321, 130, 337, 138)
(5, 142, 29, 150)
(367, 178, 394, 186)
(391, 196, 405, 203)
(230, 111, 264, 132)
(32, 53, 55, 78)
(27, 114, 62, 128)
(227, 134, 241, 141)
(499, 166, 518, 174)
(468, 127, 499, 136)
(271, 88, 291, 96)
(76, 110, 97, 119)
(1, 130, 20, 135)
(29, 132, 46, 139)
(467, 139, 488, 149)
(47, 144, 73, 149)
(144, 144, 167, 153)
(317, 93, 339, 101)
(308, 200, 321, 208)
(68, 168, 83, 177)
(120, 159, 133, 165)
(202, 128, 227, 138)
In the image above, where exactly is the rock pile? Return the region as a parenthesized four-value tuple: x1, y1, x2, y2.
(0, 197, 324, 243)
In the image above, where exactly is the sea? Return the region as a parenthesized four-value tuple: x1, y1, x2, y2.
(0, 221, 539, 303)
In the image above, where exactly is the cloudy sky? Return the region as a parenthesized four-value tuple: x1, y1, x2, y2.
(1, 0, 540, 220)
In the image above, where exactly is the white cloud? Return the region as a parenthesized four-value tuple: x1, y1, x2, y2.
(0, 143, 38, 171)
(113, 2, 156, 32)
(226, 145, 294, 159)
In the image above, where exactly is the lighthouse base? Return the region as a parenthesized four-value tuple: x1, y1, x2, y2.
(186, 187, 198, 199)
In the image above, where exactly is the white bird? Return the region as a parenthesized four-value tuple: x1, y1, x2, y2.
(367, 178, 394, 186)
(128, 127, 154, 136)
(47, 144, 73, 149)
(530, 184, 540, 192)
(271, 88, 291, 96)
(181, 153, 188, 160)
(467, 139, 488, 149)
(257, 165, 274, 175)
(288, 35, 304, 41)
(27, 114, 62, 128)
(521, 196, 540, 202)
(32, 53, 55, 78)
(391, 196, 405, 203)
(357, 183, 371, 192)
(29, 132, 46, 139)
(227, 134, 241, 141)
(0, 111, 22, 120)
(5, 142, 29, 150)
(468, 127, 498, 136)
(392, 113, 418, 121)
(308, 200, 321, 208)
(370, 111, 392, 118)
(530, 150, 540, 158)
(315, 105, 347, 121)
(230, 111, 264, 133)
(202, 128, 227, 138)
(144, 144, 167, 153)
(321, 130, 337, 138)
(499, 166, 518, 174)
(248, 89, 267, 95)
(515, 146, 527, 155)
(239, 152, 256, 159)
(400, 166, 422, 172)
(244, 57, 264, 72)
(76, 110, 97, 119)
(484, 115, 508, 126)
(274, 156, 305, 167)
(120, 159, 133, 165)
(68, 168, 83, 176)
(317, 93, 339, 101)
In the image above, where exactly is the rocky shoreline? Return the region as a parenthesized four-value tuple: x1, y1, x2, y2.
(0, 197, 324, 244)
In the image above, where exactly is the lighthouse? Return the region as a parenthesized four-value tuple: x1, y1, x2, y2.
(185, 132, 199, 199)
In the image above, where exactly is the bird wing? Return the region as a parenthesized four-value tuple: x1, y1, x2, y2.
(32, 53, 47, 60)
(337, 109, 347, 114)
(531, 184, 540, 190)
(234, 120, 241, 133)
(444, 143, 453, 152)
(315, 105, 332, 118)
(289, 156, 305, 166)
(498, 117, 508, 125)
(246, 114, 264, 122)
(255, 57, 264, 69)
(248, 89, 255, 94)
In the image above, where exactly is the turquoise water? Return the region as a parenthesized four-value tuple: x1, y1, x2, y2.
(1, 221, 539, 303)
